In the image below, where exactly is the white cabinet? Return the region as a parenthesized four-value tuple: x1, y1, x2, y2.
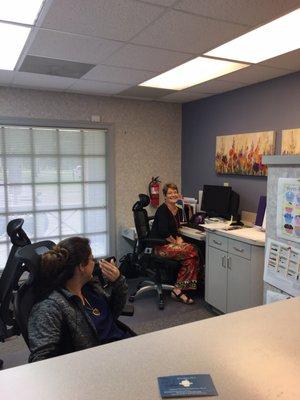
(205, 231, 264, 313)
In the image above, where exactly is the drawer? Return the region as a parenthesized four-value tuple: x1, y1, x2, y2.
(228, 239, 251, 260)
(208, 233, 228, 252)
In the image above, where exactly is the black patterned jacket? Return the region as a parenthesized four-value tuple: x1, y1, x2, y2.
(28, 276, 131, 362)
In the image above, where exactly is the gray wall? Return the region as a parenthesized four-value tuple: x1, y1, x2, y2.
(182, 72, 300, 213)
(0, 87, 181, 259)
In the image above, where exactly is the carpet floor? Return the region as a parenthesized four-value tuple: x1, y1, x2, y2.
(0, 278, 217, 370)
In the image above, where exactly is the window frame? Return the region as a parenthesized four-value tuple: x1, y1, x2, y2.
(0, 116, 116, 268)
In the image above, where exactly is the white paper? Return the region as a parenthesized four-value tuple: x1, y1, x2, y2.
(264, 238, 300, 297)
(266, 290, 290, 304)
(276, 177, 300, 243)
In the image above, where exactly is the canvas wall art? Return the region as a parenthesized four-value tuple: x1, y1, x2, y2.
(281, 128, 300, 155)
(215, 131, 275, 176)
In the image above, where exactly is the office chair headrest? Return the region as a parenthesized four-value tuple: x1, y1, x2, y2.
(138, 194, 150, 207)
(132, 194, 150, 211)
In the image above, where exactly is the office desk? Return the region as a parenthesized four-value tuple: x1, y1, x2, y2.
(1, 298, 299, 399)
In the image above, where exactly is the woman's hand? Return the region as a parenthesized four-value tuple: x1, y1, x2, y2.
(166, 235, 176, 244)
(176, 236, 183, 245)
(99, 258, 120, 282)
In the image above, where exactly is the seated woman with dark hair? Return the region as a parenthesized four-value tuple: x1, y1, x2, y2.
(150, 183, 199, 305)
(28, 236, 134, 362)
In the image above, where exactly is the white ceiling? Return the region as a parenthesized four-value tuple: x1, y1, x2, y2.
(0, 0, 299, 103)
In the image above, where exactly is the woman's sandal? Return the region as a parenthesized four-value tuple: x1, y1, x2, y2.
(171, 290, 194, 305)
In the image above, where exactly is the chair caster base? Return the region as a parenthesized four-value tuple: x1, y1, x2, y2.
(159, 303, 164, 310)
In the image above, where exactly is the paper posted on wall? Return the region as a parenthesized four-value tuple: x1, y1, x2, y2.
(276, 177, 300, 243)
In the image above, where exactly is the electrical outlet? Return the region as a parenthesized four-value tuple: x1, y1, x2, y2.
(91, 115, 101, 123)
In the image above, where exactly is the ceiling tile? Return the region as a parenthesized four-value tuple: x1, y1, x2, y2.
(0, 70, 14, 85)
(132, 9, 248, 54)
(261, 49, 300, 71)
(175, 0, 300, 27)
(41, 0, 164, 41)
(83, 65, 156, 85)
(28, 29, 124, 64)
(68, 79, 131, 95)
(161, 91, 213, 103)
(188, 79, 247, 94)
(218, 65, 294, 85)
(12, 72, 76, 90)
(118, 85, 175, 99)
(104, 44, 192, 72)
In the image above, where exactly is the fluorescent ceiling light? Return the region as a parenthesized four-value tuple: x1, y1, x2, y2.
(0, 23, 30, 70)
(139, 57, 248, 90)
(205, 8, 300, 63)
(0, 0, 44, 25)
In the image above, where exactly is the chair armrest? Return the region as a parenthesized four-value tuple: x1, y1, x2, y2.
(121, 303, 134, 316)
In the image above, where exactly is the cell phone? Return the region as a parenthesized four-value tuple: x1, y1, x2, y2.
(93, 260, 107, 287)
(103, 256, 116, 264)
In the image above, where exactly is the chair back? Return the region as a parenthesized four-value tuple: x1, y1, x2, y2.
(13, 241, 55, 346)
(0, 219, 31, 339)
(132, 194, 151, 251)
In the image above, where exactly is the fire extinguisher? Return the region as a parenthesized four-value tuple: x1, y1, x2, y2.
(149, 176, 161, 207)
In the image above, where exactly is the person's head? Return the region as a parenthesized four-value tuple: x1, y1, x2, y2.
(36, 237, 94, 296)
(163, 183, 179, 205)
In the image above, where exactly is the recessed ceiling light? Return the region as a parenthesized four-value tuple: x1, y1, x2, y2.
(0, 22, 31, 70)
(0, 0, 45, 25)
(205, 8, 300, 63)
(139, 57, 248, 90)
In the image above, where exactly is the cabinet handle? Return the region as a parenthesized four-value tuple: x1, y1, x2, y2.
(233, 246, 244, 253)
(221, 256, 227, 268)
(213, 239, 222, 246)
(227, 257, 232, 270)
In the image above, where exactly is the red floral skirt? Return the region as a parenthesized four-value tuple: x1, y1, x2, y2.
(155, 242, 198, 290)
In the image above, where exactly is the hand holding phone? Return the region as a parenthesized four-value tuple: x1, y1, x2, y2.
(99, 257, 120, 282)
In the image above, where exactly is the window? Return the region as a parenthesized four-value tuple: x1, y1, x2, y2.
(0, 124, 111, 269)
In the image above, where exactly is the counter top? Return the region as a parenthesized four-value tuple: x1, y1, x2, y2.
(1, 298, 299, 399)
(207, 226, 266, 246)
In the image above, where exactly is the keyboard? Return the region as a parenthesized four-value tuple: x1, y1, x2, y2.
(181, 223, 205, 232)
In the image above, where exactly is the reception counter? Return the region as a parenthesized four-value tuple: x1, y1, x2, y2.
(1, 297, 299, 399)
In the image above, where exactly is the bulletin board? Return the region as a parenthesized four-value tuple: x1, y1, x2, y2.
(276, 178, 300, 243)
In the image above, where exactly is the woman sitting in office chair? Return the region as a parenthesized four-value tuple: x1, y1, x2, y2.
(28, 236, 134, 363)
(150, 183, 199, 304)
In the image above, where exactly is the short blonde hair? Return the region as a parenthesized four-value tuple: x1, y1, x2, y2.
(162, 183, 178, 196)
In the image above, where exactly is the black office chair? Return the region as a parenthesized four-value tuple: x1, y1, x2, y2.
(13, 241, 55, 346)
(0, 219, 31, 337)
(0, 219, 34, 369)
(129, 194, 180, 310)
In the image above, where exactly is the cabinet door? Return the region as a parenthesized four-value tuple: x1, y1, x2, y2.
(206, 246, 227, 313)
(227, 253, 251, 313)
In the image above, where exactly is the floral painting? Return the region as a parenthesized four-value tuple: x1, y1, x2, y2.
(281, 128, 300, 155)
(215, 131, 275, 176)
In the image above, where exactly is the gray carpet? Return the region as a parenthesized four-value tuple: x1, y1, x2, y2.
(0, 278, 216, 370)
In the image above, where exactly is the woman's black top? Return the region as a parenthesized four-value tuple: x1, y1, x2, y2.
(150, 203, 180, 239)
(83, 286, 132, 343)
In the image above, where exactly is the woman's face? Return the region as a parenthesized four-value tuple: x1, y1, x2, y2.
(82, 252, 95, 281)
(165, 188, 179, 205)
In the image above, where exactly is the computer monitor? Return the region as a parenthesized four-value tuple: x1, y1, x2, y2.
(201, 185, 232, 219)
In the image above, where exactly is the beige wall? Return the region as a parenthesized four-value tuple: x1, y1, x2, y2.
(0, 87, 181, 258)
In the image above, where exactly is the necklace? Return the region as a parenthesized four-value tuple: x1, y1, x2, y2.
(83, 296, 101, 316)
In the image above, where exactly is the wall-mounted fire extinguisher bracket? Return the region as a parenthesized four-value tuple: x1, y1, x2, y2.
(149, 176, 161, 207)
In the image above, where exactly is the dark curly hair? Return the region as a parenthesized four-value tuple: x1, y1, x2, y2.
(35, 237, 91, 298)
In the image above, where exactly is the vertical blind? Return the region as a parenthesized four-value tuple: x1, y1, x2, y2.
(0, 125, 109, 269)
